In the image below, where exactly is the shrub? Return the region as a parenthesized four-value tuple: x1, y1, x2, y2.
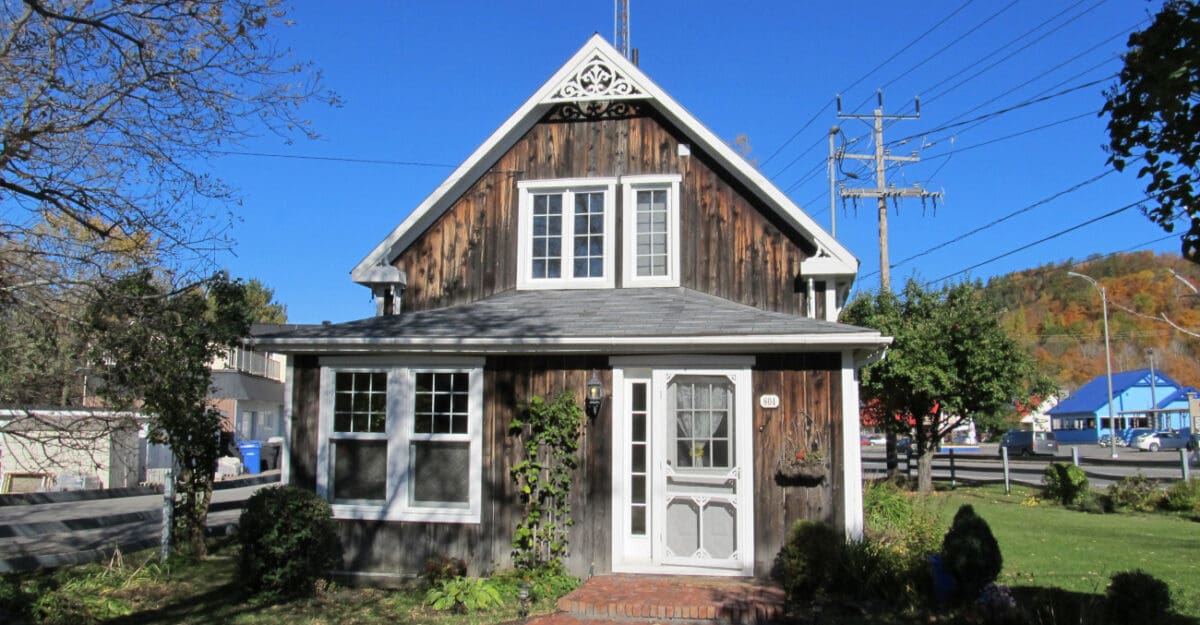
(1042, 462, 1090, 506)
(775, 520, 844, 603)
(1107, 473, 1164, 512)
(424, 576, 503, 612)
(1104, 569, 1171, 623)
(1163, 477, 1200, 512)
(423, 555, 467, 587)
(940, 504, 1002, 602)
(238, 485, 342, 599)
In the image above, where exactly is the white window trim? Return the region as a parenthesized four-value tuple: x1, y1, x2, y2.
(621, 174, 682, 288)
(316, 360, 483, 523)
(517, 178, 617, 290)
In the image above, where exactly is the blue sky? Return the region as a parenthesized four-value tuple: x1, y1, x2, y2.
(213, 1, 1175, 323)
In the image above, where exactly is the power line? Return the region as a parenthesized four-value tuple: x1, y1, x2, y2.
(763, 0, 977, 167)
(860, 168, 1122, 280)
(761, 100, 833, 170)
(928, 199, 1147, 284)
(925, 20, 1139, 137)
(919, 109, 1098, 161)
(888, 78, 1111, 148)
(208, 149, 459, 169)
(847, 0, 1021, 114)
(920, 0, 1106, 107)
(1116, 234, 1178, 254)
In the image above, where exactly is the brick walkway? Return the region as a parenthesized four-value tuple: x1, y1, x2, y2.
(527, 574, 785, 625)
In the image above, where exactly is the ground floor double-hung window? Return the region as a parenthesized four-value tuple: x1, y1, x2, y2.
(317, 359, 483, 523)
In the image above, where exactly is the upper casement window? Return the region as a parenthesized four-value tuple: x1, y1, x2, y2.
(622, 174, 681, 287)
(316, 358, 483, 523)
(517, 178, 617, 290)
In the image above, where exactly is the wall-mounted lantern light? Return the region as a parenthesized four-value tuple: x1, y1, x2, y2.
(586, 370, 605, 418)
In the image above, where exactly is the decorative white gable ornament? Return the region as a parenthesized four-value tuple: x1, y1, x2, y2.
(547, 53, 649, 102)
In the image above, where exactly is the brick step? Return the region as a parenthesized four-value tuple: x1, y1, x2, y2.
(548, 575, 784, 625)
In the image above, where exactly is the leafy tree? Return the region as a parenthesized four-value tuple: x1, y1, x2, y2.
(1102, 0, 1200, 261)
(0, 0, 331, 367)
(842, 279, 1048, 492)
(235, 278, 288, 324)
(86, 270, 253, 556)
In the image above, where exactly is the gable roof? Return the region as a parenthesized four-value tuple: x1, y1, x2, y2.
(253, 287, 888, 354)
(351, 34, 857, 285)
(1048, 369, 1183, 415)
(1156, 385, 1198, 408)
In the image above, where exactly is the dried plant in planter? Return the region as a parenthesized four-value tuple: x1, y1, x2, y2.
(776, 410, 828, 486)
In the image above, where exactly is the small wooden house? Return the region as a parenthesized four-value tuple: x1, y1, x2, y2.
(256, 35, 890, 582)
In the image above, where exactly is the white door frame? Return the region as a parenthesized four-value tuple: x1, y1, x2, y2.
(610, 359, 755, 576)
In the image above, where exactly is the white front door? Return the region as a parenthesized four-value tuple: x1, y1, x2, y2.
(612, 365, 754, 576)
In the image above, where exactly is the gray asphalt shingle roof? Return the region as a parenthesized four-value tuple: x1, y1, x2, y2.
(254, 288, 880, 347)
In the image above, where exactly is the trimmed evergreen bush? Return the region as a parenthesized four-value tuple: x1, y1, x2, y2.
(774, 520, 843, 603)
(939, 504, 1002, 602)
(238, 485, 342, 598)
(1042, 462, 1090, 506)
(1105, 569, 1171, 623)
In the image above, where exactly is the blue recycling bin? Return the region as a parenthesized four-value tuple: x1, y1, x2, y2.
(237, 440, 263, 475)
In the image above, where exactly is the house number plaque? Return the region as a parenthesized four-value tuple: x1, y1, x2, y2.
(759, 394, 780, 409)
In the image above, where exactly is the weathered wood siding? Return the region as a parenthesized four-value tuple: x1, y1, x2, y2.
(751, 353, 842, 577)
(288, 356, 611, 578)
(288, 355, 321, 491)
(395, 107, 817, 314)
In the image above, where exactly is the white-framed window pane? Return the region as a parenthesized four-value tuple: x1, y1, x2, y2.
(414, 372, 470, 434)
(573, 191, 605, 278)
(331, 439, 387, 502)
(411, 441, 470, 505)
(532, 193, 563, 279)
(672, 378, 733, 469)
(334, 371, 387, 433)
(635, 189, 669, 277)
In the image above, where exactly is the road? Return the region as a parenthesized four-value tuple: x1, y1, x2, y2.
(0, 473, 278, 572)
(860, 444, 1195, 489)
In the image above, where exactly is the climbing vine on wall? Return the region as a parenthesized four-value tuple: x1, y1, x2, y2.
(510, 391, 583, 570)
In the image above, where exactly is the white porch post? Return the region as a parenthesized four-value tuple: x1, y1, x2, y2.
(840, 350, 864, 540)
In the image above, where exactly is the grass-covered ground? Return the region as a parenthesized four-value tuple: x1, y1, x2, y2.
(940, 483, 1200, 618)
(1, 483, 1197, 624)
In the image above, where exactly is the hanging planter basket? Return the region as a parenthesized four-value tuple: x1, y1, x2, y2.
(774, 410, 828, 486)
(775, 457, 827, 485)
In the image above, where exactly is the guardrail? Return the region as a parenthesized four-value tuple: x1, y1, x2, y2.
(862, 447, 1196, 491)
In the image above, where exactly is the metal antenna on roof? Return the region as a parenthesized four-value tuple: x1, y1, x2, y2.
(615, 0, 630, 60)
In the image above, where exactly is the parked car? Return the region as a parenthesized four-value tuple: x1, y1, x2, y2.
(998, 429, 1058, 457)
(1134, 430, 1193, 452)
(1120, 428, 1154, 447)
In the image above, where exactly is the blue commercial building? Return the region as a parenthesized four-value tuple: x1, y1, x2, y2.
(1047, 369, 1194, 444)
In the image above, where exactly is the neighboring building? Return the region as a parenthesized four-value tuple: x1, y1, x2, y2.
(1048, 369, 1192, 444)
(0, 409, 143, 492)
(208, 324, 291, 444)
(255, 36, 889, 581)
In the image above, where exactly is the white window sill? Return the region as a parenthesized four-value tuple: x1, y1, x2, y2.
(330, 503, 481, 524)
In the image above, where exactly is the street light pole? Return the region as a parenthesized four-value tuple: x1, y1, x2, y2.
(1069, 271, 1118, 459)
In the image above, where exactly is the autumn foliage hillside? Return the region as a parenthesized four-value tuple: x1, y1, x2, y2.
(982, 251, 1200, 393)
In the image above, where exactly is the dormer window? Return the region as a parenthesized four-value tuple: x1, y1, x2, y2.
(518, 179, 617, 289)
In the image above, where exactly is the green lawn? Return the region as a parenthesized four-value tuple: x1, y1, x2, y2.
(939, 484, 1200, 617)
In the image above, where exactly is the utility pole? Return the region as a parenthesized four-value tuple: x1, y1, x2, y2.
(838, 90, 942, 476)
(837, 91, 942, 292)
(828, 126, 839, 238)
